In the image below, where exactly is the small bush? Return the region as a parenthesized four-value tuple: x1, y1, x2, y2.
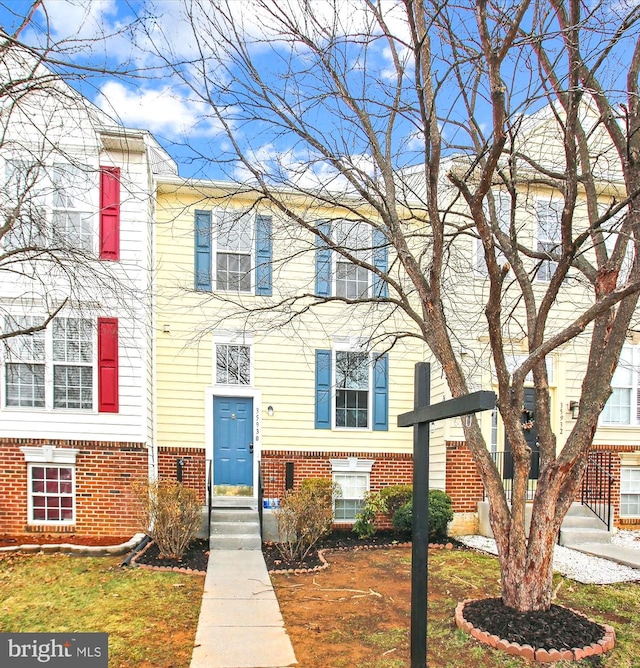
(134, 479, 202, 559)
(391, 489, 454, 540)
(379, 484, 413, 516)
(275, 479, 340, 562)
(352, 491, 387, 539)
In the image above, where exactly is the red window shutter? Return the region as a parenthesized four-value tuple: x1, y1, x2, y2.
(100, 166, 120, 260)
(98, 317, 119, 413)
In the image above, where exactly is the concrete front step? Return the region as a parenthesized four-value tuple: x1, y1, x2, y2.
(560, 516, 607, 530)
(211, 533, 263, 550)
(559, 527, 612, 546)
(209, 496, 262, 551)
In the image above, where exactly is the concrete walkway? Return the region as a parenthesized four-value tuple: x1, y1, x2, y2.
(190, 550, 297, 668)
(566, 542, 640, 569)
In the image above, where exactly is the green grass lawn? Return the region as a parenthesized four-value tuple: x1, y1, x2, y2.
(0, 551, 204, 668)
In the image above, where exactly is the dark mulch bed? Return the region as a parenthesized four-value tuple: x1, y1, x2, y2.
(132, 538, 210, 572)
(463, 597, 605, 650)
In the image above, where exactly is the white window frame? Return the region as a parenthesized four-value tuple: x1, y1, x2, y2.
(475, 192, 511, 275)
(214, 209, 254, 293)
(213, 331, 254, 387)
(2, 315, 96, 412)
(332, 342, 373, 430)
(601, 345, 640, 426)
(333, 220, 373, 299)
(51, 162, 94, 253)
(534, 197, 562, 282)
(620, 467, 640, 517)
(21, 445, 79, 526)
(3, 159, 48, 250)
(331, 458, 374, 523)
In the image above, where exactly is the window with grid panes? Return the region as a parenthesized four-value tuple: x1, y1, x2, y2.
(29, 464, 75, 523)
(53, 318, 93, 409)
(3, 316, 46, 407)
(216, 344, 251, 385)
(335, 351, 369, 428)
(334, 220, 372, 298)
(52, 163, 93, 251)
(602, 346, 640, 425)
(621, 468, 640, 517)
(333, 472, 369, 521)
(476, 192, 511, 274)
(534, 198, 562, 282)
(215, 210, 252, 291)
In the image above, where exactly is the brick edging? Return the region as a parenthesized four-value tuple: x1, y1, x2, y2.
(454, 598, 616, 662)
(267, 541, 454, 574)
(0, 533, 145, 557)
(130, 540, 207, 575)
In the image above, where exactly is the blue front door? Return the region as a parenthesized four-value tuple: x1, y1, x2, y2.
(213, 397, 253, 486)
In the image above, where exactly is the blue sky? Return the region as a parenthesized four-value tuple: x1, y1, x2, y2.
(0, 1, 231, 178)
(0, 0, 423, 184)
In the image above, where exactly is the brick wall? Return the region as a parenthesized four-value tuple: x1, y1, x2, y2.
(444, 440, 640, 530)
(445, 441, 484, 512)
(261, 449, 413, 529)
(0, 438, 148, 539)
(157, 446, 206, 504)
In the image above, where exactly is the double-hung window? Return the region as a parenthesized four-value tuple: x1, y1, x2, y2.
(335, 221, 371, 299)
(534, 198, 562, 282)
(4, 316, 45, 407)
(29, 464, 75, 523)
(602, 346, 640, 426)
(315, 348, 388, 430)
(3, 315, 119, 412)
(3, 160, 47, 249)
(194, 210, 272, 295)
(331, 458, 374, 522)
(476, 192, 511, 275)
(621, 468, 640, 517)
(52, 163, 93, 252)
(216, 210, 253, 292)
(315, 220, 388, 299)
(335, 350, 369, 428)
(53, 318, 93, 409)
(333, 472, 368, 520)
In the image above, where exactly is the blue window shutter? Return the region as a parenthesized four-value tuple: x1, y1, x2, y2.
(315, 221, 332, 297)
(372, 228, 388, 298)
(194, 210, 212, 291)
(372, 353, 389, 431)
(255, 214, 272, 296)
(315, 349, 332, 429)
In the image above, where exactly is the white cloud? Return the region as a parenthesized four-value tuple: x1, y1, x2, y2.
(96, 80, 223, 138)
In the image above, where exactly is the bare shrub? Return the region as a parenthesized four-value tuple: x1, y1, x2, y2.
(133, 479, 202, 559)
(275, 478, 340, 562)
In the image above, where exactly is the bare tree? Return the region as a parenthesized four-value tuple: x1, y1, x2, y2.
(0, 2, 160, 345)
(147, 0, 640, 612)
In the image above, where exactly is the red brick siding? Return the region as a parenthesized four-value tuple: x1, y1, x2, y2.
(0, 438, 147, 538)
(443, 440, 639, 530)
(261, 450, 413, 529)
(445, 441, 485, 513)
(157, 447, 206, 504)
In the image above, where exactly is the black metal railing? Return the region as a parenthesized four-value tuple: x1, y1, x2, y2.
(487, 450, 541, 502)
(581, 451, 614, 530)
(206, 458, 213, 543)
(257, 460, 264, 538)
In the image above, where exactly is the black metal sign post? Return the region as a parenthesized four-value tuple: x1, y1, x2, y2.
(398, 362, 496, 668)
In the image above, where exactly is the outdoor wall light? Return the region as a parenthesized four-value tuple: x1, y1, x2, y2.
(569, 401, 580, 419)
(267, 405, 275, 416)
(163, 324, 171, 333)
